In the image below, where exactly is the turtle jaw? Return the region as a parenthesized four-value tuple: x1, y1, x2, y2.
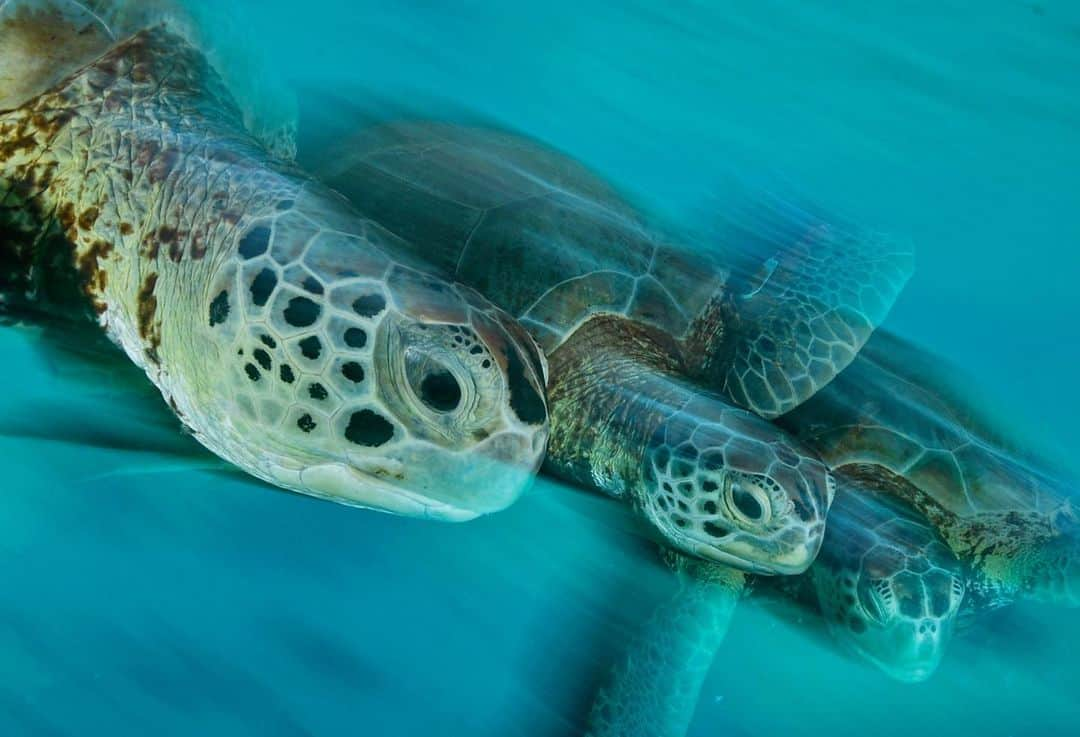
(860, 631, 950, 684)
(665, 517, 826, 576)
(854, 607, 957, 683)
(297, 463, 482, 521)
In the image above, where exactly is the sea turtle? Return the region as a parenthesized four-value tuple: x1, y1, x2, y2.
(305, 116, 915, 570)
(299, 117, 923, 735)
(0, 1, 550, 520)
(780, 330, 1080, 610)
(773, 475, 966, 682)
(585, 470, 967, 736)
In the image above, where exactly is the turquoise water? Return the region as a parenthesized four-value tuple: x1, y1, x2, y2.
(3, 1, 1080, 734)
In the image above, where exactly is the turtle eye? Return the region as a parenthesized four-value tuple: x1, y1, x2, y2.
(859, 579, 893, 624)
(405, 350, 465, 414)
(419, 368, 462, 412)
(724, 474, 773, 526)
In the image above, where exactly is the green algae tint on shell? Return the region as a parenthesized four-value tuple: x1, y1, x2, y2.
(312, 120, 915, 419)
(0, 11, 549, 521)
(782, 330, 1080, 611)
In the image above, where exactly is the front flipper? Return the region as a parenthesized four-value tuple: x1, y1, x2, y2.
(695, 195, 915, 419)
(587, 553, 744, 737)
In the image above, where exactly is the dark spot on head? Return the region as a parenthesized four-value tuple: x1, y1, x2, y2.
(299, 336, 321, 360)
(148, 147, 180, 185)
(504, 344, 545, 425)
(702, 500, 718, 515)
(297, 414, 316, 433)
(260, 334, 277, 348)
(341, 361, 365, 383)
(239, 225, 271, 259)
(469, 345, 483, 355)
(119, 222, 134, 235)
(280, 364, 295, 383)
(277, 199, 294, 211)
(158, 225, 176, 243)
(352, 294, 386, 317)
(309, 383, 328, 400)
(702, 480, 718, 493)
(344, 327, 367, 348)
(55, 202, 76, 234)
(420, 369, 461, 412)
(345, 410, 395, 447)
(302, 277, 324, 295)
(250, 268, 277, 307)
(284, 296, 321, 327)
(244, 363, 260, 382)
(136, 273, 159, 344)
(208, 290, 230, 327)
(78, 207, 99, 230)
(704, 521, 727, 538)
(253, 348, 272, 371)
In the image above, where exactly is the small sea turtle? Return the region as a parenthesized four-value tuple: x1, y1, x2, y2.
(306, 117, 914, 569)
(585, 469, 966, 736)
(0, 2, 549, 520)
(781, 330, 1080, 609)
(779, 475, 966, 682)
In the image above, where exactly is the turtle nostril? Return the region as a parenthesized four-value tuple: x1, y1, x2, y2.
(420, 369, 462, 412)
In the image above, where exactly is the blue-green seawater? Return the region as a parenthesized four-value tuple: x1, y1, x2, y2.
(2, 1, 1079, 734)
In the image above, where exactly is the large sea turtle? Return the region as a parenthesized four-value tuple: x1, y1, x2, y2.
(306, 117, 915, 570)
(300, 116, 923, 735)
(781, 330, 1080, 609)
(0, 1, 550, 521)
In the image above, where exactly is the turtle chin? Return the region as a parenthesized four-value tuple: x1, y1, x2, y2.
(294, 428, 543, 520)
(854, 618, 953, 683)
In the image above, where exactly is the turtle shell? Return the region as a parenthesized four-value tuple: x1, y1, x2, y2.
(782, 330, 1075, 519)
(311, 121, 725, 353)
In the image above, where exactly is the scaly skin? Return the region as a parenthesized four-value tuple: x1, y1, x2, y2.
(0, 28, 548, 519)
(546, 314, 833, 574)
(587, 555, 744, 737)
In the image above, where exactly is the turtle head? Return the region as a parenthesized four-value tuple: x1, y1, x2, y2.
(813, 491, 965, 683)
(641, 396, 834, 575)
(198, 211, 548, 521)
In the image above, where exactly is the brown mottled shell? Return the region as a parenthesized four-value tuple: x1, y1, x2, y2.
(312, 122, 724, 353)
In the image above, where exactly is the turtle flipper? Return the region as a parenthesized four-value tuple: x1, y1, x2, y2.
(696, 197, 914, 419)
(587, 555, 743, 737)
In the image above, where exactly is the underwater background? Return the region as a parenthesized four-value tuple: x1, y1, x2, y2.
(2, 0, 1079, 734)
